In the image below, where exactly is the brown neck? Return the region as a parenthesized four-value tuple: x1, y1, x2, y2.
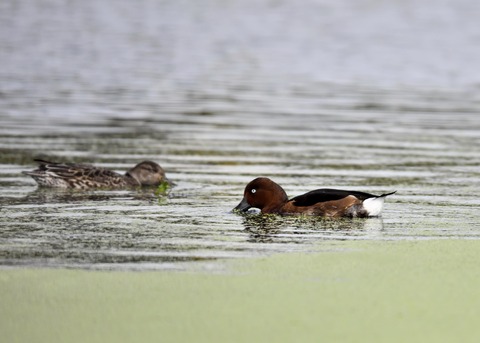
(124, 173, 141, 186)
(262, 201, 285, 214)
(261, 188, 288, 214)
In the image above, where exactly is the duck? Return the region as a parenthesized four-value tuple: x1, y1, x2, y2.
(23, 159, 169, 190)
(234, 177, 395, 218)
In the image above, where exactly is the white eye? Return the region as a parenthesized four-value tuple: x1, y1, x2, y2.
(251, 189, 256, 194)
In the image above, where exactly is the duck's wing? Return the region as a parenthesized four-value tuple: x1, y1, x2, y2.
(26, 159, 97, 178)
(290, 188, 379, 207)
(23, 159, 130, 189)
(36, 159, 94, 170)
(26, 159, 122, 182)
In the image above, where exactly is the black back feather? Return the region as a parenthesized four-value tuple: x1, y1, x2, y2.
(290, 188, 378, 207)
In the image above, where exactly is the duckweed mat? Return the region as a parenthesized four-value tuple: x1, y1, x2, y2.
(2, 239, 480, 343)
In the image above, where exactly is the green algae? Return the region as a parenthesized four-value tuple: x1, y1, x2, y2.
(2, 239, 480, 343)
(155, 180, 171, 195)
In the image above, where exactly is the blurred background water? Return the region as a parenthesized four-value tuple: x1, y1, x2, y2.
(1, 0, 479, 270)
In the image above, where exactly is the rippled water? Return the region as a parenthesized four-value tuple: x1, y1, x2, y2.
(1, 0, 479, 270)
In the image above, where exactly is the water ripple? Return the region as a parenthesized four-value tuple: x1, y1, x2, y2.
(1, 0, 480, 270)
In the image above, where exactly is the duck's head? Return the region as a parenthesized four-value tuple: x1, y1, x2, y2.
(126, 161, 168, 186)
(234, 177, 288, 213)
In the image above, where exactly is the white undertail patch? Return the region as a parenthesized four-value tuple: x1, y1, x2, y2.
(363, 196, 386, 217)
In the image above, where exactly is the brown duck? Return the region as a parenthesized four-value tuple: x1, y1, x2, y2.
(234, 177, 395, 218)
(23, 159, 168, 190)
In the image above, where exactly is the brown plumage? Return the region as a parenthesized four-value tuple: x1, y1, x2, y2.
(22, 159, 168, 190)
(234, 177, 395, 218)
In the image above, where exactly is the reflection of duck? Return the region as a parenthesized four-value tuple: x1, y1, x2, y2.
(234, 177, 395, 218)
(242, 215, 283, 243)
(21, 188, 117, 204)
(240, 213, 384, 244)
(1, 186, 164, 207)
(23, 159, 169, 190)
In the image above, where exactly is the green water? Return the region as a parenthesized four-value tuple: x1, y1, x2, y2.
(2, 240, 480, 343)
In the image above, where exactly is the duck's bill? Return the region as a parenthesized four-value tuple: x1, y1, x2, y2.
(233, 197, 251, 212)
(163, 177, 175, 186)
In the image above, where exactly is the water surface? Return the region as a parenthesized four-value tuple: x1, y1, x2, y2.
(1, 0, 479, 271)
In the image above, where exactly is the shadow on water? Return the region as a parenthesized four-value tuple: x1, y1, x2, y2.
(0, 187, 169, 206)
(240, 212, 384, 244)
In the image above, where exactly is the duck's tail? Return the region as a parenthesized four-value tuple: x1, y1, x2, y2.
(379, 191, 397, 198)
(363, 191, 396, 216)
